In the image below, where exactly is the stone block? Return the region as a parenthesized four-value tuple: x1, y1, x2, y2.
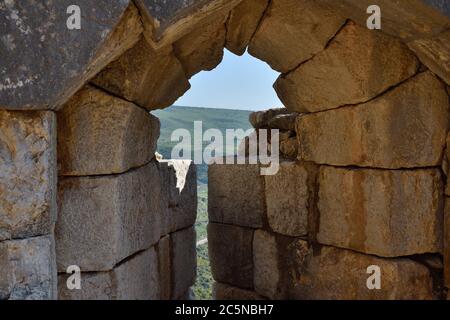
(317, 166, 444, 257)
(0, 235, 56, 300)
(265, 161, 313, 237)
(58, 247, 159, 300)
(135, 0, 242, 49)
(56, 161, 164, 272)
(213, 282, 266, 300)
(248, 0, 346, 73)
(156, 235, 172, 300)
(58, 86, 160, 176)
(92, 38, 190, 110)
(280, 137, 298, 159)
(208, 223, 254, 289)
(445, 198, 450, 288)
(297, 72, 449, 169)
(226, 0, 269, 56)
(253, 230, 282, 299)
(291, 244, 435, 300)
(275, 22, 420, 113)
(249, 108, 291, 129)
(209, 162, 265, 228)
(408, 30, 450, 85)
(322, 0, 450, 42)
(173, 14, 227, 78)
(0, 110, 56, 241)
(159, 160, 198, 235)
(171, 227, 197, 299)
(0, 1, 142, 110)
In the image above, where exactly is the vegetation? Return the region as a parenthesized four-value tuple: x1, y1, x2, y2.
(153, 105, 252, 300)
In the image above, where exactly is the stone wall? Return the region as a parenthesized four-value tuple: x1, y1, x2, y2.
(208, 0, 450, 300)
(1, 0, 449, 300)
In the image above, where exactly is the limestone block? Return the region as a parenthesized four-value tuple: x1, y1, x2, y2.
(208, 223, 254, 289)
(265, 161, 312, 237)
(173, 14, 227, 78)
(171, 227, 197, 300)
(0, 110, 56, 241)
(275, 22, 420, 113)
(159, 160, 198, 235)
(280, 137, 298, 159)
(317, 166, 444, 257)
(248, 0, 346, 73)
(156, 235, 171, 300)
(58, 86, 160, 176)
(135, 0, 242, 49)
(58, 247, 160, 300)
(56, 161, 164, 272)
(297, 72, 449, 169)
(447, 134, 450, 196)
(226, 0, 269, 56)
(253, 230, 281, 299)
(322, 0, 450, 42)
(209, 162, 265, 228)
(92, 38, 190, 110)
(445, 198, 450, 288)
(291, 244, 435, 300)
(0, 235, 56, 300)
(0, 1, 142, 110)
(213, 282, 266, 300)
(253, 232, 435, 299)
(249, 108, 291, 129)
(267, 114, 298, 132)
(408, 30, 450, 85)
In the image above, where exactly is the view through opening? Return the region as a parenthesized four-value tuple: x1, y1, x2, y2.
(152, 49, 281, 300)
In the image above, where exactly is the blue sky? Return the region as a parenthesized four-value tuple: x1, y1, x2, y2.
(175, 50, 283, 111)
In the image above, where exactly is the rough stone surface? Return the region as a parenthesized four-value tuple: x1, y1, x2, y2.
(156, 235, 171, 300)
(0, 110, 56, 241)
(265, 161, 311, 237)
(171, 227, 197, 299)
(408, 30, 450, 85)
(209, 162, 265, 228)
(213, 282, 266, 300)
(208, 223, 254, 289)
(58, 86, 160, 176)
(173, 14, 227, 78)
(267, 114, 297, 132)
(275, 22, 420, 113)
(248, 0, 346, 73)
(0, 235, 56, 300)
(445, 198, 450, 288)
(297, 72, 449, 169)
(291, 244, 435, 300)
(136, 0, 242, 49)
(0, 1, 142, 110)
(323, 0, 450, 42)
(317, 166, 444, 257)
(249, 108, 291, 129)
(92, 38, 191, 110)
(253, 230, 281, 299)
(160, 160, 197, 235)
(56, 161, 164, 272)
(280, 137, 298, 159)
(58, 247, 160, 300)
(225, 0, 269, 56)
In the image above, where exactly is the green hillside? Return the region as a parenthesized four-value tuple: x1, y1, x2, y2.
(152, 105, 252, 299)
(152, 105, 252, 185)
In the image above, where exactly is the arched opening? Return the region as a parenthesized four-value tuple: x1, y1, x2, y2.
(153, 49, 282, 299)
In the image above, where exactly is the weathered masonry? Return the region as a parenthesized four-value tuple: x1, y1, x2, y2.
(1, 0, 450, 300)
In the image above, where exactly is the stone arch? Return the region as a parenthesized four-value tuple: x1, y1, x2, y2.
(0, 0, 449, 300)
